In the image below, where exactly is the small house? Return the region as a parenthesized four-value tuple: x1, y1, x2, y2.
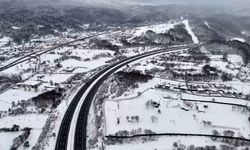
(65, 67, 75, 73)
(17, 80, 42, 92)
(196, 103, 205, 113)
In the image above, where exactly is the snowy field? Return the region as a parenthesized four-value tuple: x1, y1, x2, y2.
(105, 89, 250, 138)
(0, 89, 42, 111)
(0, 114, 48, 129)
(0, 114, 48, 150)
(0, 36, 10, 47)
(0, 73, 74, 112)
(225, 80, 250, 95)
(0, 61, 37, 77)
(18, 129, 43, 150)
(0, 132, 23, 150)
(133, 22, 177, 36)
(0, 100, 12, 112)
(60, 49, 114, 73)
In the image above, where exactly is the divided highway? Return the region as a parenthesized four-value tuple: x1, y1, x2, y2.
(55, 45, 199, 150)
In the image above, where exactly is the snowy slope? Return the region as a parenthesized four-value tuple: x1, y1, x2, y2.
(183, 20, 199, 44)
(133, 22, 176, 36)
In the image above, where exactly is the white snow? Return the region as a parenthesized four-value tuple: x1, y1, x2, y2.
(69, 49, 115, 59)
(43, 100, 68, 150)
(58, 49, 115, 73)
(0, 61, 36, 77)
(134, 24, 172, 36)
(227, 54, 244, 66)
(60, 58, 110, 73)
(18, 129, 42, 150)
(0, 114, 48, 129)
(40, 54, 61, 64)
(0, 114, 48, 150)
(204, 21, 210, 28)
(105, 88, 250, 138)
(29, 73, 74, 84)
(223, 80, 250, 95)
(0, 100, 12, 112)
(0, 37, 10, 47)
(210, 55, 239, 76)
(232, 37, 246, 42)
(132, 21, 180, 37)
(18, 80, 41, 86)
(0, 89, 42, 111)
(183, 20, 199, 44)
(0, 132, 23, 150)
(12, 26, 21, 30)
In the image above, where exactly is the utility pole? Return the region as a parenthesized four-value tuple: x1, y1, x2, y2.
(37, 55, 41, 74)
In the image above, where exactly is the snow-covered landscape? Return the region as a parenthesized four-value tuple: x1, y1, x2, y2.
(1, 0, 250, 150)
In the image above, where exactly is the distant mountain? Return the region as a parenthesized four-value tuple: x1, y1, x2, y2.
(0, 3, 250, 46)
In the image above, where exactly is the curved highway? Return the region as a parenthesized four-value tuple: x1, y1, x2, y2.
(55, 44, 199, 150)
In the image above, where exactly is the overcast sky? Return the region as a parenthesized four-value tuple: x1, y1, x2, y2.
(81, 0, 250, 8)
(2, 0, 250, 9)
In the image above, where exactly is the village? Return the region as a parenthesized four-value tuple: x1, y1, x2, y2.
(0, 30, 119, 150)
(100, 47, 250, 150)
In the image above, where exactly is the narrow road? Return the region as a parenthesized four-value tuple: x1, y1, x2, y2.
(55, 44, 199, 150)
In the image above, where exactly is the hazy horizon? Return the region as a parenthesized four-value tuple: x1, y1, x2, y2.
(1, 0, 250, 9)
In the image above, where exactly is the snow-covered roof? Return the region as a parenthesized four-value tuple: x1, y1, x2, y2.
(196, 103, 205, 112)
(17, 80, 42, 86)
(231, 37, 246, 43)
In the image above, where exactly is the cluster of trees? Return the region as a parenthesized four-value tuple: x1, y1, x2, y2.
(130, 23, 194, 47)
(166, 54, 210, 64)
(163, 64, 219, 82)
(0, 4, 129, 44)
(114, 128, 155, 137)
(126, 116, 139, 123)
(106, 129, 156, 145)
(54, 55, 81, 65)
(173, 142, 249, 150)
(110, 71, 153, 97)
(211, 130, 250, 147)
(0, 55, 7, 61)
(89, 39, 120, 52)
(0, 124, 20, 132)
(31, 88, 65, 109)
(116, 71, 153, 84)
(92, 52, 112, 60)
(10, 128, 31, 150)
(202, 65, 217, 75)
(207, 38, 250, 64)
(173, 142, 217, 150)
(171, 71, 218, 81)
(221, 72, 233, 81)
(0, 74, 22, 84)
